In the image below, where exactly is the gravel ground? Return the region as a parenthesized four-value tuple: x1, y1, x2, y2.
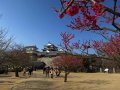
(0, 71, 120, 90)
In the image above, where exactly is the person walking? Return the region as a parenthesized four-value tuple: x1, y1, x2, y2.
(28, 66, 33, 77)
(45, 66, 50, 78)
(23, 68, 26, 76)
(50, 68, 54, 79)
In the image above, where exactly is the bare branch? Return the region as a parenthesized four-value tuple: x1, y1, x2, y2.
(112, 0, 120, 31)
(61, 0, 74, 14)
(91, 0, 120, 17)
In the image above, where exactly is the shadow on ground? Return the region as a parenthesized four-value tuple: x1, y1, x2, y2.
(79, 80, 110, 85)
(11, 80, 54, 90)
(11, 79, 110, 90)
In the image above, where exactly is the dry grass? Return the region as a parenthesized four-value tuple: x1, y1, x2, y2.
(0, 71, 120, 90)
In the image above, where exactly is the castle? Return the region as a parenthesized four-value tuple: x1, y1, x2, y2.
(24, 42, 64, 65)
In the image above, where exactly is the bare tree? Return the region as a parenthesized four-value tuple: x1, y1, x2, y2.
(0, 29, 30, 76)
(7, 44, 30, 77)
(0, 29, 13, 64)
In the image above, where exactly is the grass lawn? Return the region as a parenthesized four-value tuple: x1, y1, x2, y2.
(0, 71, 120, 90)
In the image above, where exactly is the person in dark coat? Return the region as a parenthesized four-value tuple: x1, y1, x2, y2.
(28, 66, 33, 76)
(43, 67, 46, 74)
(45, 66, 50, 77)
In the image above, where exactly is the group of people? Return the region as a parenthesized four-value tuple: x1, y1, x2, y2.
(23, 66, 33, 77)
(43, 66, 61, 79)
(22, 66, 61, 78)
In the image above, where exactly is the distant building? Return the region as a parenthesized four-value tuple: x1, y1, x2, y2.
(38, 42, 62, 57)
(24, 45, 38, 61)
(24, 43, 65, 66)
(25, 45, 38, 53)
(42, 42, 58, 53)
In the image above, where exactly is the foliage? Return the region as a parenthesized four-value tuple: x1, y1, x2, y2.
(52, 54, 82, 82)
(92, 34, 120, 66)
(32, 61, 46, 70)
(52, 55, 82, 71)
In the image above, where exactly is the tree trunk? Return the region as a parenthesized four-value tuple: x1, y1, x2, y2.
(100, 68, 102, 73)
(5, 66, 8, 74)
(113, 67, 116, 73)
(64, 72, 68, 82)
(15, 68, 19, 77)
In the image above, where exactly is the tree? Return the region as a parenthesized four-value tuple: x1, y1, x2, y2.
(54, 0, 120, 34)
(60, 32, 91, 54)
(0, 29, 31, 76)
(53, 0, 120, 72)
(52, 32, 83, 82)
(54, 0, 120, 57)
(0, 29, 13, 64)
(92, 34, 120, 67)
(7, 44, 30, 77)
(59, 32, 75, 53)
(52, 55, 82, 82)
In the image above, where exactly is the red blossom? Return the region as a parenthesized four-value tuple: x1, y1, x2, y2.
(52, 55, 82, 69)
(59, 13, 64, 19)
(92, 2, 104, 16)
(56, 0, 120, 33)
(92, 35, 120, 57)
(54, 9, 59, 13)
(60, 32, 75, 52)
(66, 4, 79, 16)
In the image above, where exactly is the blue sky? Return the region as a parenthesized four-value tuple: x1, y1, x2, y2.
(0, 0, 104, 53)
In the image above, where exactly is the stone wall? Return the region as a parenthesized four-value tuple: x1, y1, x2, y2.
(37, 57, 55, 66)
